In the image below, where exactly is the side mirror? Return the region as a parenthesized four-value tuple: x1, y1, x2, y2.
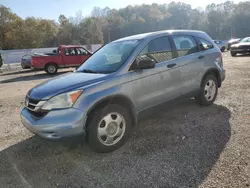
(135, 58, 156, 70)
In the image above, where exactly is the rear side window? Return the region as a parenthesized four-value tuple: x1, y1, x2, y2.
(197, 38, 214, 51)
(172, 35, 198, 57)
(138, 36, 173, 63)
(75, 47, 88, 55)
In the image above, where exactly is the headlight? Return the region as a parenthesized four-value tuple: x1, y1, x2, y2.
(42, 90, 83, 110)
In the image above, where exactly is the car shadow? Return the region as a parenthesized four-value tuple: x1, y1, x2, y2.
(0, 69, 34, 76)
(0, 71, 70, 84)
(0, 99, 231, 188)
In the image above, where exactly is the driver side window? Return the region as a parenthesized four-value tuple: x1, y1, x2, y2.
(138, 36, 173, 63)
(130, 36, 173, 70)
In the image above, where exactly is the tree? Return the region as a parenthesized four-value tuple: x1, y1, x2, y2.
(58, 14, 68, 26)
(0, 5, 22, 49)
(57, 15, 73, 45)
(80, 18, 105, 44)
(2, 2, 250, 50)
(91, 7, 110, 18)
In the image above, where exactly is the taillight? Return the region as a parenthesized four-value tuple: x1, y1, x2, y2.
(31, 58, 35, 66)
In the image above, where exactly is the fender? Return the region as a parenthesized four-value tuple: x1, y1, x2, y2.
(86, 94, 138, 126)
(201, 68, 221, 87)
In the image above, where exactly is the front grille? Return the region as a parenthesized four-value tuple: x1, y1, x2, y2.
(28, 109, 48, 119)
(241, 46, 250, 49)
(25, 96, 47, 118)
(232, 45, 250, 50)
(28, 97, 40, 105)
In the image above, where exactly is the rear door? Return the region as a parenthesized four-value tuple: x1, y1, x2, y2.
(170, 35, 204, 95)
(75, 47, 91, 65)
(130, 36, 183, 111)
(63, 48, 80, 67)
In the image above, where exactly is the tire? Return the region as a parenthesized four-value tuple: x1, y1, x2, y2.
(195, 74, 218, 106)
(21, 62, 26, 69)
(87, 104, 132, 153)
(231, 51, 237, 57)
(45, 63, 58, 75)
(221, 46, 225, 52)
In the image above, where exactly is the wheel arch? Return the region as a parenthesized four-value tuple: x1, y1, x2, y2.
(201, 68, 221, 88)
(86, 95, 138, 127)
(44, 62, 58, 69)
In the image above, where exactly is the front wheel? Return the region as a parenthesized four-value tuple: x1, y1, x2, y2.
(231, 51, 237, 57)
(195, 74, 218, 106)
(87, 104, 132, 153)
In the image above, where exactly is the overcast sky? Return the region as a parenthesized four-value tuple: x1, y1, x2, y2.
(0, 0, 245, 20)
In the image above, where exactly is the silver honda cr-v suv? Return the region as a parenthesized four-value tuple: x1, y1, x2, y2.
(21, 30, 225, 153)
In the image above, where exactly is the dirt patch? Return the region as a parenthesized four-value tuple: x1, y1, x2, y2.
(0, 52, 250, 187)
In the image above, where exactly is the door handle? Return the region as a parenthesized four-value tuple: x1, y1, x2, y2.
(167, 63, 176, 68)
(198, 55, 205, 59)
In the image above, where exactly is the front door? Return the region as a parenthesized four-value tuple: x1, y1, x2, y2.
(63, 47, 80, 67)
(130, 36, 183, 112)
(75, 47, 91, 66)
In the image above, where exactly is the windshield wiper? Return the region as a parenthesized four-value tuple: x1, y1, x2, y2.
(81, 69, 97, 74)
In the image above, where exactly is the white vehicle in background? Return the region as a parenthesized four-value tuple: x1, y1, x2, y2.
(213, 40, 228, 52)
(227, 38, 242, 50)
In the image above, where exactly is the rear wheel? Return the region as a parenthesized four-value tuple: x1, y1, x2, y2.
(45, 63, 58, 75)
(87, 104, 132, 153)
(195, 74, 218, 106)
(231, 51, 237, 57)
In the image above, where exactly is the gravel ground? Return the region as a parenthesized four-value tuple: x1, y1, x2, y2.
(0, 52, 250, 188)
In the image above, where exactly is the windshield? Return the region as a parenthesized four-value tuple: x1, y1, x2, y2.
(241, 37, 250, 42)
(76, 40, 140, 74)
(22, 55, 31, 59)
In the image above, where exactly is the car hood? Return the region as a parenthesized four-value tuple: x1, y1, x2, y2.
(28, 72, 108, 100)
(229, 39, 241, 43)
(231, 42, 250, 47)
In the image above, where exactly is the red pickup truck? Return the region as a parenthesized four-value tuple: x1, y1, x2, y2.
(31, 45, 92, 74)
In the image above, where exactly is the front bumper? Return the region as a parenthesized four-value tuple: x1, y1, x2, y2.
(231, 48, 250, 53)
(21, 61, 31, 68)
(20, 107, 87, 139)
(220, 69, 226, 83)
